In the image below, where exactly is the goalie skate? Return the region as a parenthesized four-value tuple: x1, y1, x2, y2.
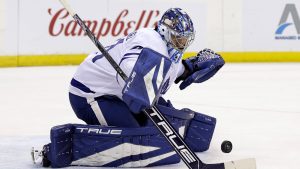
(31, 146, 51, 167)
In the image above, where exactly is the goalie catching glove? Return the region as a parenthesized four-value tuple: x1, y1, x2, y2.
(175, 48, 225, 90)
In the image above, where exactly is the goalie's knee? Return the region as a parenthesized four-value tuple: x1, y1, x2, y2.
(183, 108, 216, 152)
(156, 102, 216, 152)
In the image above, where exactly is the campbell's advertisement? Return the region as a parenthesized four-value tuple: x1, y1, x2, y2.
(10, 0, 210, 55)
(1, 0, 299, 57)
(48, 9, 159, 40)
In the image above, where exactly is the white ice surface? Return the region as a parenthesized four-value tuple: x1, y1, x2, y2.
(0, 63, 300, 169)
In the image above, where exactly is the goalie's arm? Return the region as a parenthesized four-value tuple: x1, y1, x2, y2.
(121, 48, 172, 113)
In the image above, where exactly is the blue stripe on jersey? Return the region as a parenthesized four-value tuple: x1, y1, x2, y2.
(116, 53, 140, 84)
(123, 52, 140, 58)
(119, 53, 139, 66)
(71, 78, 96, 94)
(92, 38, 125, 63)
(92, 54, 104, 63)
(130, 46, 143, 50)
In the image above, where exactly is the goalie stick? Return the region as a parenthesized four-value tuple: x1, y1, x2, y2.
(58, 1, 256, 169)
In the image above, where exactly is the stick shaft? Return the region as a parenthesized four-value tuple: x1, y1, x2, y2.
(59, 0, 75, 16)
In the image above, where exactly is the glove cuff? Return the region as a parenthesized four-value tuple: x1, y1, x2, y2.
(175, 60, 192, 83)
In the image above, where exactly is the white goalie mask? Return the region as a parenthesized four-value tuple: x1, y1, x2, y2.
(157, 8, 195, 62)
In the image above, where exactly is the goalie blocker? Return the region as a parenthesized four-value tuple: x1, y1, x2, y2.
(42, 103, 216, 168)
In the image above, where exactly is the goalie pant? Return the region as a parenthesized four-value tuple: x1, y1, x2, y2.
(43, 105, 216, 168)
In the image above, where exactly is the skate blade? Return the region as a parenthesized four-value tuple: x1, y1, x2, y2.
(31, 147, 42, 165)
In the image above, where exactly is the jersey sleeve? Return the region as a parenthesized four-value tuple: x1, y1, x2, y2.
(116, 29, 167, 90)
(121, 48, 172, 113)
(116, 45, 144, 89)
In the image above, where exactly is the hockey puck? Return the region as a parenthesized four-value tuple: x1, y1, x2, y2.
(221, 140, 232, 153)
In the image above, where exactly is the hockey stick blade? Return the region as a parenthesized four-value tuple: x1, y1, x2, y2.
(58, 0, 256, 168)
(224, 158, 256, 169)
(199, 158, 256, 169)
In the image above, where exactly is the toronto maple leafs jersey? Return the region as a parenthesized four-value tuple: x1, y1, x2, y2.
(69, 28, 185, 99)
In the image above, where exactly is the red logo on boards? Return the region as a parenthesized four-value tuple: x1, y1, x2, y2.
(48, 8, 160, 39)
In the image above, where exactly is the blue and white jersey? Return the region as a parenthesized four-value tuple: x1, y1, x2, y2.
(69, 28, 185, 99)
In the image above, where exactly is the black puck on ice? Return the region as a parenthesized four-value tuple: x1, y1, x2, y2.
(221, 140, 232, 153)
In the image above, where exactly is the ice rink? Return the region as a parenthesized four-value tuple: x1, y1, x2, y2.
(0, 63, 300, 169)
